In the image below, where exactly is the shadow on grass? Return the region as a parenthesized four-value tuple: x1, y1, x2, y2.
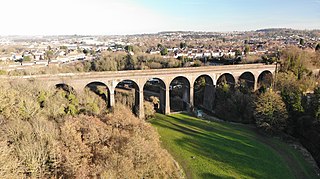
(172, 113, 256, 138)
(169, 115, 257, 147)
(152, 114, 293, 179)
(200, 173, 232, 179)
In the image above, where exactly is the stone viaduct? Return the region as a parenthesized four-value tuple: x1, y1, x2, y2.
(4, 64, 276, 118)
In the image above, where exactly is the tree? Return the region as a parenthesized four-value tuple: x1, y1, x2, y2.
(195, 77, 206, 90)
(280, 47, 309, 80)
(254, 90, 288, 132)
(299, 38, 305, 46)
(23, 55, 31, 62)
(157, 43, 163, 49)
(45, 50, 54, 64)
(244, 45, 250, 55)
(160, 47, 168, 56)
(235, 49, 242, 57)
(281, 83, 304, 116)
(180, 42, 187, 49)
(83, 49, 89, 55)
(60, 46, 68, 50)
(311, 86, 320, 121)
(316, 43, 320, 52)
(214, 89, 254, 123)
(124, 54, 137, 70)
(125, 45, 133, 52)
(144, 101, 155, 119)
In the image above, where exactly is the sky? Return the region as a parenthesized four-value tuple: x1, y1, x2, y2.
(0, 0, 319, 35)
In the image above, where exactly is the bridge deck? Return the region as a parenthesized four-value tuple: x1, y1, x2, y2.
(0, 64, 276, 80)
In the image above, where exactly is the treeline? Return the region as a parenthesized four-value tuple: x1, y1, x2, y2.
(6, 50, 265, 76)
(211, 46, 320, 166)
(0, 80, 183, 178)
(5, 52, 185, 76)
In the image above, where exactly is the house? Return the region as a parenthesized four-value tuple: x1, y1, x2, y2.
(195, 53, 203, 58)
(65, 44, 78, 51)
(33, 52, 45, 61)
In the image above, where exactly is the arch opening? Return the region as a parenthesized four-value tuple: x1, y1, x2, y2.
(143, 78, 166, 114)
(257, 71, 273, 92)
(55, 83, 76, 94)
(115, 80, 140, 116)
(85, 81, 110, 108)
(238, 72, 255, 92)
(216, 73, 236, 89)
(170, 76, 190, 112)
(194, 75, 214, 111)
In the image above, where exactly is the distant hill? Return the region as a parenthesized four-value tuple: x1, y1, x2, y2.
(256, 28, 292, 32)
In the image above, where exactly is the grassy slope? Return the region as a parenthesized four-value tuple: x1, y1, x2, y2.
(150, 113, 318, 179)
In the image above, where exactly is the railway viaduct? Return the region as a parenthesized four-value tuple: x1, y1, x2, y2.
(4, 64, 276, 118)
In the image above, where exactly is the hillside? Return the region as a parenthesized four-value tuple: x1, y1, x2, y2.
(151, 113, 319, 179)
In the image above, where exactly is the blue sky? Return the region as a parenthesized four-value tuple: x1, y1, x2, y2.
(138, 0, 320, 31)
(0, 0, 319, 35)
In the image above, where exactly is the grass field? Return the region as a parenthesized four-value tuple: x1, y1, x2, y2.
(150, 113, 319, 179)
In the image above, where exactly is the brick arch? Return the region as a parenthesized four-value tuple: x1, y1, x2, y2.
(193, 74, 214, 86)
(141, 77, 167, 90)
(113, 79, 140, 92)
(55, 83, 76, 94)
(85, 81, 111, 108)
(169, 76, 191, 112)
(257, 70, 273, 90)
(143, 78, 167, 114)
(239, 71, 255, 90)
(193, 74, 215, 110)
(114, 79, 141, 116)
(216, 73, 236, 88)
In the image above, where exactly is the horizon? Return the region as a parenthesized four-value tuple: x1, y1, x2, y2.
(0, 0, 319, 36)
(1, 28, 319, 37)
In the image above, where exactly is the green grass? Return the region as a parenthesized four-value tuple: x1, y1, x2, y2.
(150, 113, 319, 179)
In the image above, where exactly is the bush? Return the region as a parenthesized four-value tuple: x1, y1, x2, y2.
(78, 89, 108, 116)
(254, 90, 288, 132)
(0, 70, 6, 75)
(144, 101, 156, 119)
(115, 90, 135, 110)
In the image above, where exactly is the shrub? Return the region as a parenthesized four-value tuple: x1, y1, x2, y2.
(254, 90, 288, 132)
(0, 70, 6, 75)
(144, 101, 156, 119)
(78, 89, 108, 116)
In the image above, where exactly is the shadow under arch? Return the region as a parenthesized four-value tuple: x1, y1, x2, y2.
(194, 74, 214, 111)
(238, 71, 255, 91)
(257, 70, 273, 91)
(55, 83, 76, 94)
(143, 78, 166, 114)
(85, 81, 111, 108)
(170, 76, 190, 112)
(216, 73, 236, 89)
(115, 79, 140, 116)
